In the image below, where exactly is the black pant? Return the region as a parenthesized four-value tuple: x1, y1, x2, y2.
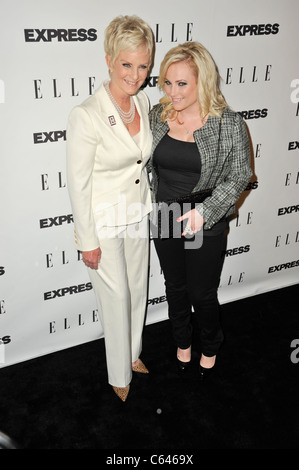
(154, 231, 227, 356)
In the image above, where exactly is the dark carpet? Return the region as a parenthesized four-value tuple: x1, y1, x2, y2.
(0, 283, 298, 451)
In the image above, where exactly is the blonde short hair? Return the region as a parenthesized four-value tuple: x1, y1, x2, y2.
(104, 15, 155, 70)
(158, 42, 228, 121)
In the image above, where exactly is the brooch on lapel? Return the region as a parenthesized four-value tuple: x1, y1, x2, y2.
(108, 115, 116, 126)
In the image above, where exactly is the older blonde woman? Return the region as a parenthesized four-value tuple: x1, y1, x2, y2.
(66, 16, 155, 401)
(148, 42, 252, 380)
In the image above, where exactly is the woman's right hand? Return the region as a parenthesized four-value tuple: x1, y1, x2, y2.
(82, 247, 102, 270)
(177, 208, 204, 236)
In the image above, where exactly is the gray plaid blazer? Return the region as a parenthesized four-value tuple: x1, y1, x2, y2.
(148, 104, 252, 230)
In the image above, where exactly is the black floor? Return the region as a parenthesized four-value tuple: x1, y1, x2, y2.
(0, 283, 298, 451)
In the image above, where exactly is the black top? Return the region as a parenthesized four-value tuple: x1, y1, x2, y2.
(154, 133, 201, 202)
(153, 133, 228, 236)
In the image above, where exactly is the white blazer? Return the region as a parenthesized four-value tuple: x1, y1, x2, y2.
(66, 80, 153, 252)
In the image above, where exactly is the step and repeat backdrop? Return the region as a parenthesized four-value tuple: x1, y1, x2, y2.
(0, 0, 298, 367)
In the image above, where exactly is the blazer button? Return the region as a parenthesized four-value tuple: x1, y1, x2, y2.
(135, 179, 140, 184)
(136, 159, 142, 164)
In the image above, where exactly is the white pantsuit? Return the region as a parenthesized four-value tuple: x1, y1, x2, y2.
(66, 80, 152, 387)
(88, 218, 149, 387)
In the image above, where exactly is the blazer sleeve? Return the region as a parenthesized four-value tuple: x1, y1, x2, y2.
(66, 106, 100, 252)
(198, 113, 252, 228)
(147, 104, 164, 174)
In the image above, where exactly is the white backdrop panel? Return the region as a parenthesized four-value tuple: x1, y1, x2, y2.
(0, 0, 298, 367)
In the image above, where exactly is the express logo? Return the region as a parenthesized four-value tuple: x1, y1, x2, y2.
(278, 205, 299, 216)
(143, 76, 159, 88)
(33, 130, 66, 144)
(227, 23, 279, 37)
(39, 214, 73, 228)
(238, 109, 268, 120)
(225, 245, 250, 257)
(147, 295, 167, 306)
(288, 141, 299, 150)
(0, 336, 11, 345)
(24, 28, 97, 42)
(44, 282, 93, 300)
(268, 260, 299, 273)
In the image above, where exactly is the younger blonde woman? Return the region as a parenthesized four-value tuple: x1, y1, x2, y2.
(148, 42, 252, 379)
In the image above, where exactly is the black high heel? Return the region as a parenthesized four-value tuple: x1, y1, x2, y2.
(199, 354, 216, 381)
(199, 364, 214, 381)
(176, 347, 191, 374)
(177, 357, 191, 373)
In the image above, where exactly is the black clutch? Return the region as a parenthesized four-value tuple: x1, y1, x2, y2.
(164, 188, 213, 207)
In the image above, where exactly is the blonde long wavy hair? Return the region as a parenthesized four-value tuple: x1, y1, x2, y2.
(158, 42, 228, 122)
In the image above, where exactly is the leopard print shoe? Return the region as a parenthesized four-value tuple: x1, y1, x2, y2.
(112, 385, 130, 402)
(132, 359, 149, 374)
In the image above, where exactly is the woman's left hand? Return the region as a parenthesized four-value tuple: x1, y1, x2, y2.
(177, 208, 204, 236)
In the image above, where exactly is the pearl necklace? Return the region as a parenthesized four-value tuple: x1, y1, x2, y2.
(104, 81, 135, 124)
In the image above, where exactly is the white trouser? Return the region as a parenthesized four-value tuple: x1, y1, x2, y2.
(88, 216, 149, 387)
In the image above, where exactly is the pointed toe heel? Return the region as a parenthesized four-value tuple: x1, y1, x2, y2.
(112, 385, 130, 402)
(132, 359, 149, 374)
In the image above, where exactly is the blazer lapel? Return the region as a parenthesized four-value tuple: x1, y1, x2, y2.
(133, 93, 146, 151)
(96, 81, 139, 152)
